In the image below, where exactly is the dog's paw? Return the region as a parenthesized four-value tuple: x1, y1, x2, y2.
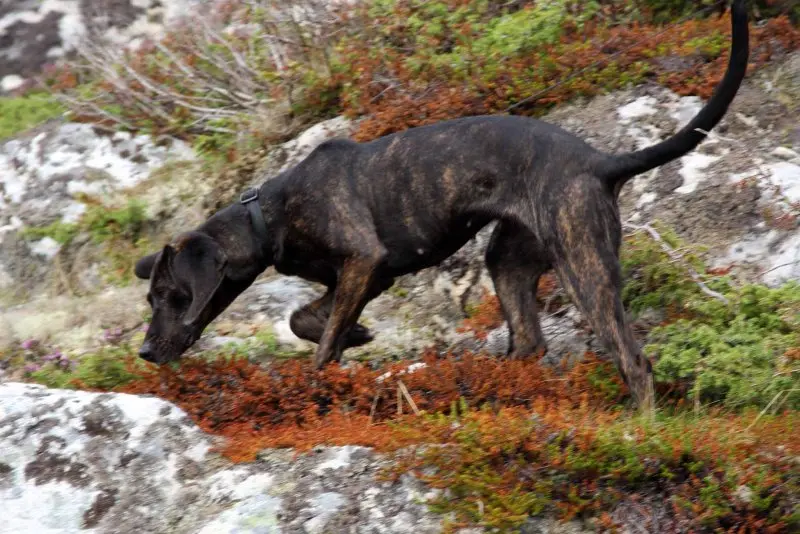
(345, 323, 374, 348)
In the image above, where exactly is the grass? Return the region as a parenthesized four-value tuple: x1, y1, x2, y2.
(14, 215, 799, 531)
(20, 198, 156, 286)
(0, 92, 64, 140)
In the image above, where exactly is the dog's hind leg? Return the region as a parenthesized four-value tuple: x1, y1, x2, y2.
(485, 221, 551, 359)
(290, 290, 374, 349)
(546, 186, 655, 411)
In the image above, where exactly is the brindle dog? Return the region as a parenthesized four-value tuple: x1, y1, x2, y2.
(134, 0, 749, 409)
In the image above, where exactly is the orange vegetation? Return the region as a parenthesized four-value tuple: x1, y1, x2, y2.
(331, 8, 800, 142)
(119, 350, 623, 461)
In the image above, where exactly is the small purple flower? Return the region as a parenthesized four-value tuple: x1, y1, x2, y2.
(43, 351, 62, 362)
(103, 327, 124, 344)
(21, 339, 38, 351)
(24, 364, 41, 374)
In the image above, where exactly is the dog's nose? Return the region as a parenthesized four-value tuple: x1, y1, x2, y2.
(138, 342, 156, 363)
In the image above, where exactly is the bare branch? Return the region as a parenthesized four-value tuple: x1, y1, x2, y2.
(624, 222, 730, 305)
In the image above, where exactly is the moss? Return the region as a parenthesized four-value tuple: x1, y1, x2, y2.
(20, 221, 80, 246)
(0, 92, 65, 140)
(19, 198, 156, 286)
(28, 345, 148, 391)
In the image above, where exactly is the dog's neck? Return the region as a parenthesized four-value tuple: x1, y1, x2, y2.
(200, 182, 285, 280)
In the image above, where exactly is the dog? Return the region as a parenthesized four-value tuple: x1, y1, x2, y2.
(133, 0, 748, 410)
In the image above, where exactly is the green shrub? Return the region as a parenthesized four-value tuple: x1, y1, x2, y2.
(620, 223, 710, 315)
(20, 198, 154, 285)
(647, 282, 800, 409)
(617, 224, 800, 409)
(83, 199, 148, 244)
(20, 220, 79, 245)
(0, 92, 64, 140)
(29, 345, 146, 391)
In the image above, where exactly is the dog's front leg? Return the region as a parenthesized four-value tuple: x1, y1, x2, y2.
(314, 249, 387, 368)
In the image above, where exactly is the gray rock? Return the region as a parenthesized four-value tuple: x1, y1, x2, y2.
(0, 383, 512, 534)
(0, 1, 204, 93)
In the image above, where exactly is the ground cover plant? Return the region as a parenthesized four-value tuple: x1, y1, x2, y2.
(44, 0, 800, 159)
(6, 0, 799, 531)
(23, 350, 794, 532)
(20, 198, 158, 286)
(0, 92, 64, 140)
(14, 223, 798, 532)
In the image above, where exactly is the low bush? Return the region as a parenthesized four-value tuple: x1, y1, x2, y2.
(21, 198, 155, 285)
(48, 1, 800, 157)
(0, 92, 64, 140)
(331, 1, 800, 141)
(619, 224, 800, 409)
(40, 346, 793, 532)
(26, 345, 145, 391)
(620, 223, 710, 316)
(389, 406, 798, 532)
(50, 0, 344, 159)
(648, 281, 800, 409)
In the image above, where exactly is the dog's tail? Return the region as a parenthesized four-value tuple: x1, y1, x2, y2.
(596, 0, 749, 190)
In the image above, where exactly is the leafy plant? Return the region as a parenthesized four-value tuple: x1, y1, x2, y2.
(28, 345, 147, 391)
(0, 92, 64, 140)
(20, 198, 155, 285)
(647, 282, 800, 409)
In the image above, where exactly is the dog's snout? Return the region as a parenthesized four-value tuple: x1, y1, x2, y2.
(138, 341, 156, 363)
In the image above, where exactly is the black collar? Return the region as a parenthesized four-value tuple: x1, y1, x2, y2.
(240, 187, 270, 259)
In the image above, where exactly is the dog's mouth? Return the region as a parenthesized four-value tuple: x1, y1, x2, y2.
(138, 335, 196, 365)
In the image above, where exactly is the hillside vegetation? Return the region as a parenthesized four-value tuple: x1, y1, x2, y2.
(3, 1, 800, 532)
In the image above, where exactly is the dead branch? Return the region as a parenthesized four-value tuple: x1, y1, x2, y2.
(623, 222, 730, 305)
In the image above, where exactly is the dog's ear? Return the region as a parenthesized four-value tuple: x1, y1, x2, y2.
(171, 234, 228, 326)
(151, 245, 177, 283)
(134, 251, 161, 280)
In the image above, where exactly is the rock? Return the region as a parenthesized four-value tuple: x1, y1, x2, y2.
(0, 1, 203, 94)
(0, 123, 196, 225)
(542, 55, 800, 287)
(520, 518, 593, 534)
(0, 382, 221, 534)
(0, 121, 196, 302)
(252, 116, 356, 184)
(771, 146, 800, 161)
(0, 383, 493, 533)
(734, 485, 754, 505)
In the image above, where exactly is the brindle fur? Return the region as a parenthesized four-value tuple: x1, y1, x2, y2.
(134, 1, 749, 409)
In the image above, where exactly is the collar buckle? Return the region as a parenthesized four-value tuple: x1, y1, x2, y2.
(240, 188, 259, 204)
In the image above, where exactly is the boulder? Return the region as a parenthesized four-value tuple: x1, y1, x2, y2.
(0, 0, 202, 93)
(0, 382, 502, 534)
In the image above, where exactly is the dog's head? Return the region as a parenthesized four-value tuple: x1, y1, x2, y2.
(134, 231, 230, 365)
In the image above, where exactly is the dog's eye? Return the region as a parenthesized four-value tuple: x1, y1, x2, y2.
(169, 293, 191, 309)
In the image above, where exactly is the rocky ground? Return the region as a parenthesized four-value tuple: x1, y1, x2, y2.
(1, 1, 799, 530)
(0, 0, 202, 93)
(2, 382, 517, 534)
(2, 51, 799, 364)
